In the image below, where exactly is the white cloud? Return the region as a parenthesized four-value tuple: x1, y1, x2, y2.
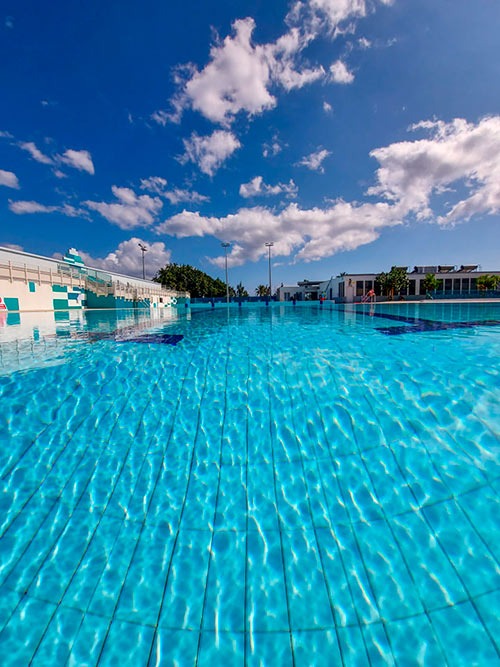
(163, 189, 209, 205)
(323, 101, 333, 113)
(84, 186, 163, 229)
(140, 176, 209, 204)
(59, 149, 95, 175)
(297, 148, 331, 172)
(239, 176, 298, 198)
(358, 37, 372, 49)
(266, 27, 324, 92)
(155, 199, 400, 267)
(368, 116, 500, 225)
(288, 0, 390, 35)
(151, 110, 170, 126)
(180, 130, 241, 176)
(0, 131, 14, 139)
(78, 238, 172, 279)
(329, 60, 354, 84)
(263, 137, 283, 158)
(1, 243, 24, 251)
(0, 169, 19, 189)
(153, 113, 500, 270)
(182, 18, 276, 126)
(140, 176, 168, 195)
(16, 140, 95, 175)
(157, 18, 325, 127)
(18, 141, 53, 165)
(8, 200, 84, 217)
(153, 1, 395, 127)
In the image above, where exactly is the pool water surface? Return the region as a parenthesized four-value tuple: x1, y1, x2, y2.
(0, 302, 499, 665)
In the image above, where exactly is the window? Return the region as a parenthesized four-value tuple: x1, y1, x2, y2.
(471, 278, 477, 291)
(339, 283, 345, 298)
(365, 280, 373, 291)
(453, 278, 461, 292)
(356, 281, 364, 297)
(444, 278, 452, 292)
(462, 278, 469, 292)
(419, 280, 427, 295)
(408, 280, 416, 295)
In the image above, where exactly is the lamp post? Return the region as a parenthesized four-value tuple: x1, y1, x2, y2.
(265, 242, 274, 300)
(138, 242, 148, 280)
(221, 242, 230, 304)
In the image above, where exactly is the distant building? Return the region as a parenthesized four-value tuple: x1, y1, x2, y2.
(0, 246, 188, 312)
(276, 265, 500, 303)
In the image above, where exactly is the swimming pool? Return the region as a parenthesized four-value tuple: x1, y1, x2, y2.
(0, 302, 499, 665)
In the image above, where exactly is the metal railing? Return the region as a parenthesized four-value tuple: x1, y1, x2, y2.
(0, 259, 189, 301)
(0, 260, 87, 289)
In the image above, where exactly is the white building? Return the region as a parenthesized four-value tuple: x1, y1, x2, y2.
(276, 265, 500, 303)
(0, 246, 188, 312)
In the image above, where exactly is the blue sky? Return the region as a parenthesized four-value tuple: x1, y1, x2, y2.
(1, 0, 499, 290)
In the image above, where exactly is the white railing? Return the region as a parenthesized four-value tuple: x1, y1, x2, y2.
(0, 259, 189, 301)
(0, 260, 87, 289)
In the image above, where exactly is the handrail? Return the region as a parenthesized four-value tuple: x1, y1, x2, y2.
(0, 259, 188, 299)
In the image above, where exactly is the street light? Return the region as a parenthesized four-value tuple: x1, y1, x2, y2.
(265, 242, 274, 300)
(221, 242, 230, 304)
(138, 243, 148, 280)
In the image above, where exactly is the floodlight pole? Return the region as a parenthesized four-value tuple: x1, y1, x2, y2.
(221, 242, 230, 304)
(265, 242, 274, 300)
(138, 243, 148, 280)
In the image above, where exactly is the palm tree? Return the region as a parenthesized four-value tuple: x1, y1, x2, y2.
(255, 284, 268, 297)
(476, 274, 500, 292)
(476, 274, 500, 296)
(236, 282, 249, 297)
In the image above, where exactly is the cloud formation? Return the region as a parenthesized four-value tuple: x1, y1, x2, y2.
(263, 137, 283, 158)
(152, 115, 500, 268)
(18, 141, 53, 165)
(84, 186, 163, 229)
(368, 116, 500, 225)
(0, 169, 19, 189)
(16, 139, 95, 176)
(290, 0, 393, 35)
(297, 148, 331, 172)
(9, 200, 84, 217)
(140, 176, 209, 204)
(180, 130, 241, 176)
(163, 188, 210, 205)
(155, 199, 400, 267)
(330, 60, 354, 83)
(239, 176, 298, 198)
(155, 0, 383, 128)
(78, 237, 172, 279)
(59, 149, 95, 175)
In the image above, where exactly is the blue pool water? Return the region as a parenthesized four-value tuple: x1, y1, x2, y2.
(0, 302, 499, 665)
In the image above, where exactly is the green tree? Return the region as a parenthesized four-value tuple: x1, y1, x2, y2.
(422, 273, 440, 295)
(236, 282, 249, 297)
(476, 274, 500, 292)
(255, 284, 268, 297)
(376, 267, 409, 299)
(375, 272, 390, 297)
(154, 263, 231, 298)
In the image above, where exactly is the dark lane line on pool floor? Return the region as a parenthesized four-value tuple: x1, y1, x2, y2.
(343, 309, 500, 335)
